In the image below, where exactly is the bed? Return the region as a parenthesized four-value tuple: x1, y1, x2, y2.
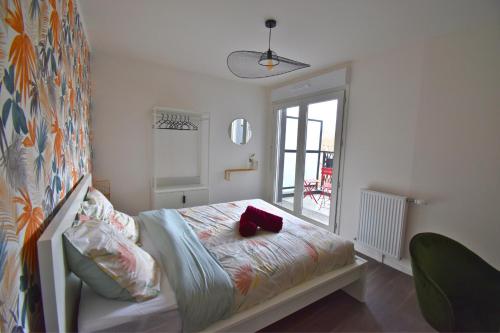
(38, 174, 367, 332)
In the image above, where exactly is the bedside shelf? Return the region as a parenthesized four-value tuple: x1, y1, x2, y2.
(93, 179, 111, 199)
(155, 184, 208, 193)
(224, 168, 256, 181)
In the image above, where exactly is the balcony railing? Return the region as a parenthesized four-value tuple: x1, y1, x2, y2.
(281, 150, 334, 195)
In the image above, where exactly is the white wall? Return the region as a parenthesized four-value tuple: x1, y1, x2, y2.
(92, 20, 500, 271)
(154, 129, 200, 179)
(339, 23, 500, 270)
(91, 52, 268, 215)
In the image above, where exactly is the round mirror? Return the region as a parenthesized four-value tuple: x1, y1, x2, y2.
(229, 118, 252, 145)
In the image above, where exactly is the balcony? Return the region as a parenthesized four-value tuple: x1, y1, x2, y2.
(276, 150, 334, 225)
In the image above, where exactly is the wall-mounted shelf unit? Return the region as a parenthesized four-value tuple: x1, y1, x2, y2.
(224, 168, 257, 181)
(152, 107, 210, 209)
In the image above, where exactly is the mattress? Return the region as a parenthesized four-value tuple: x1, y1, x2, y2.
(177, 199, 355, 313)
(77, 218, 181, 333)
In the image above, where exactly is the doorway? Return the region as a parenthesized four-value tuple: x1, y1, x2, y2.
(273, 91, 345, 231)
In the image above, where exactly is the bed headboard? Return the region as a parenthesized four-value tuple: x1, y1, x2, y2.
(38, 174, 92, 332)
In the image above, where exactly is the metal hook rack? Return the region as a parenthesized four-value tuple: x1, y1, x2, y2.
(154, 112, 199, 131)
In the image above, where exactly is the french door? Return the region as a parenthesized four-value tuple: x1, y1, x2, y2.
(273, 90, 345, 232)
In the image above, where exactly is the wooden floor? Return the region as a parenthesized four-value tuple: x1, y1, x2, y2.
(261, 256, 435, 332)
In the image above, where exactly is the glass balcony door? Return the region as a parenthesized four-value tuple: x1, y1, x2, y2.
(274, 91, 345, 231)
(275, 106, 299, 212)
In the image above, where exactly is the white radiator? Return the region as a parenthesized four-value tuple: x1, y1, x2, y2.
(357, 189, 408, 259)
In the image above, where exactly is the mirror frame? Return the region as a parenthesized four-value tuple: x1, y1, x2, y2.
(228, 118, 252, 145)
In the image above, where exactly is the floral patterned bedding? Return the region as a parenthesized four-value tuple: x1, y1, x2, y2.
(177, 199, 355, 312)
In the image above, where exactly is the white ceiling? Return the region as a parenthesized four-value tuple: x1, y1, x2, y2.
(80, 0, 499, 87)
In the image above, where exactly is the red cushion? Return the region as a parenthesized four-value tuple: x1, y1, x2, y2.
(239, 212, 258, 237)
(244, 206, 283, 233)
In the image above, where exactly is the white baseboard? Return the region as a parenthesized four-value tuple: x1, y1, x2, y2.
(354, 243, 413, 276)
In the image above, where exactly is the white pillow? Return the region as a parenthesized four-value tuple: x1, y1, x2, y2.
(109, 210, 140, 243)
(81, 187, 113, 220)
(78, 188, 140, 243)
(64, 220, 160, 302)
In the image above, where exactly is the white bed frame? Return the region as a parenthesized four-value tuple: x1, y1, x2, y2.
(38, 174, 93, 332)
(38, 173, 367, 332)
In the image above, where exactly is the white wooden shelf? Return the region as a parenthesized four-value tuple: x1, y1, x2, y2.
(152, 107, 210, 209)
(224, 168, 257, 181)
(154, 184, 208, 193)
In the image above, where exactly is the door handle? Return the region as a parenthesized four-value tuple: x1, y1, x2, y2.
(182, 195, 186, 204)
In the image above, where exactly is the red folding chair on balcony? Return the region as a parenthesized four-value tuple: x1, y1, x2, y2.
(303, 179, 319, 204)
(318, 167, 333, 208)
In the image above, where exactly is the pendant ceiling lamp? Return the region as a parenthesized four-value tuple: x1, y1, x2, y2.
(227, 19, 310, 78)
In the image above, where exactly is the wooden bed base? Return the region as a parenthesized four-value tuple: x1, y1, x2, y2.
(38, 174, 367, 332)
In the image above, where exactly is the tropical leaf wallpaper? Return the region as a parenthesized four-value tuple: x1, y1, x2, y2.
(0, 0, 91, 331)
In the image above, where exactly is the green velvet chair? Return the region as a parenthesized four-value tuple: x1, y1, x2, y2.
(410, 233, 500, 332)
